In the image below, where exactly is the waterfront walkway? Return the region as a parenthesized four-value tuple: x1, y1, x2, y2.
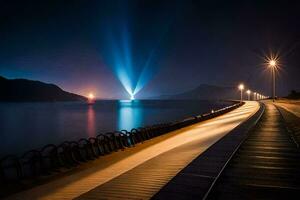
(6, 101, 259, 200)
(154, 101, 300, 199)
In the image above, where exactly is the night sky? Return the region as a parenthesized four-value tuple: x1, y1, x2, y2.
(1, 0, 300, 98)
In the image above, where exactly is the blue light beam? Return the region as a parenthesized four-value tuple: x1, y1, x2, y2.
(98, 1, 173, 99)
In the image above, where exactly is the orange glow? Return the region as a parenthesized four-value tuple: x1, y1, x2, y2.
(87, 106, 96, 137)
(269, 59, 276, 67)
(88, 93, 95, 100)
(264, 53, 280, 70)
(238, 84, 244, 90)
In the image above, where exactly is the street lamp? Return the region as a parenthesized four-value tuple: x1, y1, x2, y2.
(253, 92, 257, 101)
(246, 90, 251, 101)
(268, 59, 277, 102)
(238, 84, 244, 102)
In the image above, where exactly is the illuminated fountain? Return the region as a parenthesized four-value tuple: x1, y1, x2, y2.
(99, 18, 167, 101)
(96, 1, 172, 101)
(130, 93, 135, 100)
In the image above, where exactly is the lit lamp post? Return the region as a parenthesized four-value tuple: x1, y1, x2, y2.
(253, 92, 257, 101)
(269, 59, 277, 102)
(238, 84, 244, 102)
(246, 90, 251, 101)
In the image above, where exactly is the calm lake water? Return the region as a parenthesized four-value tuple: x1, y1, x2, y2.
(0, 100, 232, 156)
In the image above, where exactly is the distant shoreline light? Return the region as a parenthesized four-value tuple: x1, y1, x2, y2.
(87, 92, 95, 105)
(88, 93, 95, 100)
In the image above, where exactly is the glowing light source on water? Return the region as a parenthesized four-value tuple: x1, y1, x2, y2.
(130, 94, 135, 100)
(88, 93, 95, 100)
(87, 92, 95, 105)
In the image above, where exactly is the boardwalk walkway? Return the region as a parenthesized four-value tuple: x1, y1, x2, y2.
(154, 101, 300, 199)
(205, 102, 300, 199)
(5, 101, 259, 200)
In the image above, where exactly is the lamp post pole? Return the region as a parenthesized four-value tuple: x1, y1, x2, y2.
(272, 67, 276, 102)
(238, 84, 244, 103)
(246, 90, 251, 101)
(269, 59, 277, 102)
(241, 90, 243, 102)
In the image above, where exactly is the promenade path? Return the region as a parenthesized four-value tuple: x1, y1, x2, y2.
(205, 101, 300, 199)
(6, 101, 259, 200)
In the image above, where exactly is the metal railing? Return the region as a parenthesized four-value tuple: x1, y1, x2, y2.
(0, 102, 244, 184)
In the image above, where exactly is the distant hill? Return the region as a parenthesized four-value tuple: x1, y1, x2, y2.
(0, 76, 87, 102)
(157, 84, 239, 100)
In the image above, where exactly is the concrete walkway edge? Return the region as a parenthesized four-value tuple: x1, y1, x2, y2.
(152, 103, 265, 199)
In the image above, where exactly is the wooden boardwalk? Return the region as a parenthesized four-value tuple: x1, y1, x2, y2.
(205, 102, 300, 199)
(6, 102, 259, 200)
(154, 101, 300, 200)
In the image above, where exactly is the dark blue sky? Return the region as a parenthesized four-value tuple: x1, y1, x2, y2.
(1, 0, 300, 98)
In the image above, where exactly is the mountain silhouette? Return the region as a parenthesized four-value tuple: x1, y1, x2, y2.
(0, 76, 86, 102)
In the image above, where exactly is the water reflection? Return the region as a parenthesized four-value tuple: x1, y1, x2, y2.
(0, 100, 230, 156)
(87, 105, 96, 137)
(117, 100, 142, 131)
